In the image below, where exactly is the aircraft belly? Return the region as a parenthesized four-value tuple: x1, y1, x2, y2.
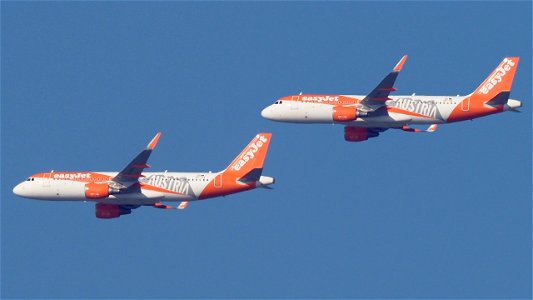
(162, 193, 195, 201)
(99, 191, 193, 205)
(99, 197, 157, 205)
(344, 114, 411, 128)
(408, 118, 445, 125)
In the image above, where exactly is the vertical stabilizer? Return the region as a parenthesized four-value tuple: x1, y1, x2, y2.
(198, 133, 273, 200)
(223, 133, 272, 180)
(448, 57, 520, 122)
(471, 57, 519, 103)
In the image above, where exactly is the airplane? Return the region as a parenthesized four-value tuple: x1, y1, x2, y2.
(12, 133, 274, 219)
(261, 56, 521, 142)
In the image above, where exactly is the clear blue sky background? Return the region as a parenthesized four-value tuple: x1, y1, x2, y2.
(1, 2, 531, 299)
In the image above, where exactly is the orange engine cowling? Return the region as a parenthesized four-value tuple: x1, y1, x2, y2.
(333, 106, 358, 122)
(344, 126, 369, 142)
(95, 203, 132, 219)
(85, 183, 110, 199)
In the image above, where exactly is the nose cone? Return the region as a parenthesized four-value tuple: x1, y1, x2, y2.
(13, 183, 22, 195)
(13, 183, 30, 198)
(261, 106, 274, 120)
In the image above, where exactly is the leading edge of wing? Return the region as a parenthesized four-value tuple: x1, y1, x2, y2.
(112, 132, 161, 187)
(361, 55, 408, 108)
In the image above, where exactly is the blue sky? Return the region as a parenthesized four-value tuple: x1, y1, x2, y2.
(1, 2, 531, 299)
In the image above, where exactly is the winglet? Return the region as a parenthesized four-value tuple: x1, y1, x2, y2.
(393, 55, 408, 72)
(426, 124, 438, 133)
(147, 132, 161, 150)
(152, 201, 189, 210)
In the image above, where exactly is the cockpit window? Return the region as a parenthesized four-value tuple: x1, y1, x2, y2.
(274, 100, 283, 104)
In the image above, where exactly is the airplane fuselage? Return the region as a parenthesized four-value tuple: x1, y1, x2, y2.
(261, 94, 521, 127)
(13, 171, 274, 205)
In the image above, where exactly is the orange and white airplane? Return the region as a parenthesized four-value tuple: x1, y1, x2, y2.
(261, 56, 521, 141)
(13, 133, 274, 219)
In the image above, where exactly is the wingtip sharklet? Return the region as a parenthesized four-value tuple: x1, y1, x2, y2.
(393, 55, 408, 72)
(427, 124, 438, 132)
(400, 124, 437, 133)
(147, 132, 161, 150)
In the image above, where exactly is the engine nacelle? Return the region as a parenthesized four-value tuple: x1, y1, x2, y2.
(344, 127, 378, 142)
(85, 183, 110, 199)
(333, 106, 358, 122)
(95, 203, 132, 219)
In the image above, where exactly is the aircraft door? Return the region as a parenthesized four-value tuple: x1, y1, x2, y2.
(42, 172, 51, 187)
(288, 95, 299, 110)
(214, 174, 222, 188)
(461, 98, 470, 111)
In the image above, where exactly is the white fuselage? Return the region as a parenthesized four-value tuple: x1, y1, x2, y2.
(261, 95, 521, 127)
(13, 171, 275, 205)
(14, 171, 216, 205)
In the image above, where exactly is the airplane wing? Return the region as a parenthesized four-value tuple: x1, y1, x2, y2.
(400, 124, 438, 133)
(359, 55, 407, 111)
(110, 132, 161, 189)
(153, 201, 189, 210)
(344, 124, 437, 142)
(96, 200, 186, 219)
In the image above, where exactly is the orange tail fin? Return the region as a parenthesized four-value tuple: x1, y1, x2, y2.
(471, 57, 519, 103)
(223, 133, 272, 180)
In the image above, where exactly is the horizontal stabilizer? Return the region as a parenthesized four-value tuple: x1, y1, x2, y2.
(485, 91, 511, 106)
(238, 168, 263, 183)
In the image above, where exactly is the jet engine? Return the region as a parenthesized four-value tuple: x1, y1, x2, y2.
(95, 203, 132, 219)
(344, 127, 379, 142)
(85, 183, 119, 199)
(333, 106, 358, 122)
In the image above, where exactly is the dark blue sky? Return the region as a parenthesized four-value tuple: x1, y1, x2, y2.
(2, 2, 531, 299)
